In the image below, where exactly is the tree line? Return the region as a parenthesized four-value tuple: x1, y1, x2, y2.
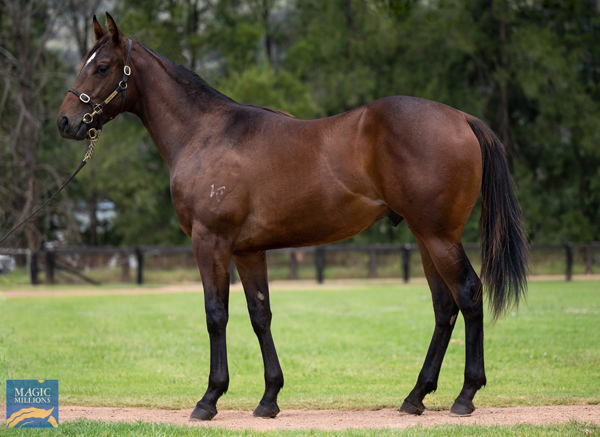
(1, 0, 599, 251)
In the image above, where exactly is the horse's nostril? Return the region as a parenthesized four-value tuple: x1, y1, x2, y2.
(58, 116, 70, 134)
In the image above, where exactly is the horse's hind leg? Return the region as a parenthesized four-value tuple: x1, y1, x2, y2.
(233, 251, 284, 418)
(402, 236, 486, 416)
(446, 246, 487, 416)
(400, 239, 460, 415)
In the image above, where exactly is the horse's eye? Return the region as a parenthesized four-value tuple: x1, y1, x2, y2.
(95, 65, 109, 74)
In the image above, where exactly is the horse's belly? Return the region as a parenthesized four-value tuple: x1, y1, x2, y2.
(234, 196, 388, 251)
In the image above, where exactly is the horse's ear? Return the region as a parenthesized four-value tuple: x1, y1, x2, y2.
(93, 15, 108, 40)
(105, 12, 122, 44)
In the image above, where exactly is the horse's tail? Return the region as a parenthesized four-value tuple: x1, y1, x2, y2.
(467, 116, 528, 320)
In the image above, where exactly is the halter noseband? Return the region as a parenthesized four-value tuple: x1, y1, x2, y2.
(68, 39, 133, 132)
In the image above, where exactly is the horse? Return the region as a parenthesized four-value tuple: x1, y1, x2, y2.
(57, 13, 528, 421)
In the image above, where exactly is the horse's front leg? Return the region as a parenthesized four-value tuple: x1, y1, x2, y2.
(190, 232, 232, 421)
(234, 251, 284, 418)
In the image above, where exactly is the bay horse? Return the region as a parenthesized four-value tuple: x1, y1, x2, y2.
(57, 14, 527, 420)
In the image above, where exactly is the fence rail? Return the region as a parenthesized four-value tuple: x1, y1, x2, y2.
(1, 242, 599, 286)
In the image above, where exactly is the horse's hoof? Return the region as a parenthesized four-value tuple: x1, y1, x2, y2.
(253, 401, 280, 418)
(190, 403, 217, 421)
(399, 399, 425, 416)
(449, 398, 475, 417)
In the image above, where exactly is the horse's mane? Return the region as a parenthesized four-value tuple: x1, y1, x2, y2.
(143, 45, 235, 103)
(143, 44, 294, 118)
(245, 104, 295, 118)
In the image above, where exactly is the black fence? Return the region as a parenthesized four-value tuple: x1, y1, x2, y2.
(1, 242, 598, 286)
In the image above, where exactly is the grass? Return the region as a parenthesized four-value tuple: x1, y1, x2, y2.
(0, 420, 598, 437)
(1, 280, 599, 434)
(1, 280, 599, 409)
(0, 267, 30, 288)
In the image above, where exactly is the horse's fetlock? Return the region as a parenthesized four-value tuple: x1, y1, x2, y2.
(465, 371, 486, 391)
(416, 374, 438, 395)
(208, 374, 229, 395)
(266, 372, 284, 390)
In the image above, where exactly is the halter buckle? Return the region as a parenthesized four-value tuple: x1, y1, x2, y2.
(79, 93, 91, 104)
(88, 128, 100, 140)
(124, 65, 131, 76)
(83, 128, 101, 162)
(82, 113, 94, 124)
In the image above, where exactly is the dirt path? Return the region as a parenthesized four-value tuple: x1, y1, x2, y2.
(55, 405, 600, 431)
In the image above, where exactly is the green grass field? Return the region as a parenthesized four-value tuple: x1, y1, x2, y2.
(0, 420, 597, 437)
(1, 280, 599, 435)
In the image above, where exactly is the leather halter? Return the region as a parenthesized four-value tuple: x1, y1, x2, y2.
(68, 39, 133, 129)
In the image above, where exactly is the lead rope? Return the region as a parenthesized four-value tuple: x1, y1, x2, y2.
(0, 127, 100, 245)
(83, 128, 100, 162)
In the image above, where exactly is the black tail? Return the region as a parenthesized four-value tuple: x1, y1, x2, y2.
(467, 117, 528, 319)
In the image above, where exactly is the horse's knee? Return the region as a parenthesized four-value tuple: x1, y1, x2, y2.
(251, 311, 272, 334)
(205, 309, 228, 335)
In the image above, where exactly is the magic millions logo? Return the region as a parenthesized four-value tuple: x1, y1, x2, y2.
(6, 380, 59, 428)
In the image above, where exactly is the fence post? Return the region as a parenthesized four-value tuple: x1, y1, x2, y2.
(368, 248, 377, 278)
(135, 247, 144, 285)
(402, 245, 411, 283)
(44, 250, 55, 285)
(30, 251, 39, 285)
(315, 246, 325, 284)
(564, 243, 573, 282)
(289, 250, 298, 280)
(584, 244, 592, 275)
(121, 251, 131, 283)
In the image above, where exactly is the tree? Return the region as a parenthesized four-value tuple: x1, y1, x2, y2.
(507, 0, 600, 241)
(283, 0, 600, 243)
(0, 0, 73, 250)
(3, 0, 599, 250)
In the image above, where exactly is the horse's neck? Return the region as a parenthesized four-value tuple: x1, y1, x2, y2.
(129, 43, 234, 168)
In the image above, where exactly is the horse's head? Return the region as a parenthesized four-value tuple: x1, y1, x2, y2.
(57, 13, 133, 140)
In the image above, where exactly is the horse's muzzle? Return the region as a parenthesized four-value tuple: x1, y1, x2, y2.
(57, 115, 90, 141)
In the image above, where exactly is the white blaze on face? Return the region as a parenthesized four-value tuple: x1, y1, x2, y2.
(84, 51, 97, 68)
